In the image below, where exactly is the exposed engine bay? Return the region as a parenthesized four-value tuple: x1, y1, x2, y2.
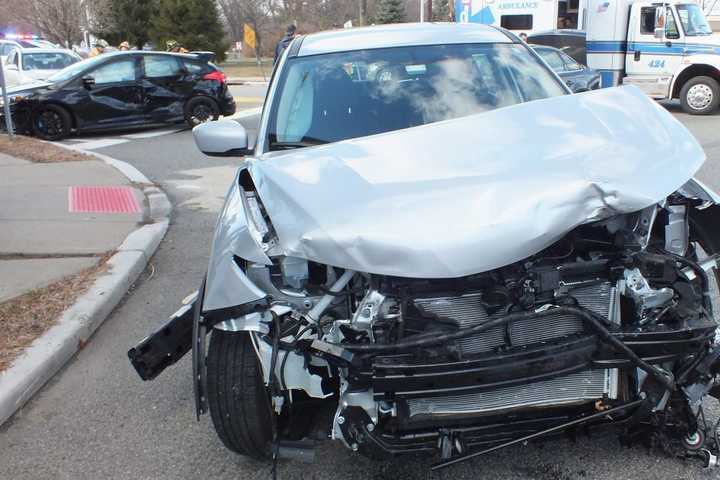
(213, 193, 720, 468)
(129, 187, 720, 469)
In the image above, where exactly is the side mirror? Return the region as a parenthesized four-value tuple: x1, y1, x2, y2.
(193, 120, 251, 157)
(654, 7, 666, 39)
(5, 64, 17, 71)
(82, 75, 95, 88)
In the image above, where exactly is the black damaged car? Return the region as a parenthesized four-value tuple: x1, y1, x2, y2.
(1, 51, 236, 140)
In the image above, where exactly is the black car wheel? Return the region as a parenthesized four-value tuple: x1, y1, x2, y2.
(32, 104, 72, 141)
(206, 330, 273, 460)
(184, 97, 220, 128)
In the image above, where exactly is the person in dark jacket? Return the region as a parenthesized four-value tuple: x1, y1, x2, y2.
(274, 24, 297, 64)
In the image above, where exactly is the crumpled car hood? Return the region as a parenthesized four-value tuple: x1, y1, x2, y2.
(247, 86, 705, 278)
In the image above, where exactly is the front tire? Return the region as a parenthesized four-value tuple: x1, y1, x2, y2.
(32, 104, 72, 141)
(184, 96, 219, 128)
(679, 76, 720, 115)
(206, 330, 273, 460)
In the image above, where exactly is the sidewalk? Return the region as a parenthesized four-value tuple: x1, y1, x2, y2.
(0, 153, 144, 298)
(0, 145, 170, 425)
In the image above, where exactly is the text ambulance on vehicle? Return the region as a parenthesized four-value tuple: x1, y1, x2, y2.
(455, 0, 586, 36)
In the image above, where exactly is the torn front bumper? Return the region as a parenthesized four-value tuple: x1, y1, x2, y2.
(127, 293, 198, 381)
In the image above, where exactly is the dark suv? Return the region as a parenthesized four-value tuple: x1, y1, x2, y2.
(2, 51, 236, 140)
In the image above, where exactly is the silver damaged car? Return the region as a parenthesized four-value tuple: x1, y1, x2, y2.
(129, 23, 720, 471)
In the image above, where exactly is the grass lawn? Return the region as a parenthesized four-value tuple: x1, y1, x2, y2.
(219, 59, 273, 79)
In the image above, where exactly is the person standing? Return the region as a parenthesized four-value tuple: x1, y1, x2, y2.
(166, 40, 189, 53)
(118, 41, 130, 51)
(274, 24, 297, 64)
(89, 39, 109, 57)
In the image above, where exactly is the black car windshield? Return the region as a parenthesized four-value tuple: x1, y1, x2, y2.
(23, 52, 78, 71)
(46, 55, 109, 83)
(677, 4, 713, 36)
(267, 43, 567, 148)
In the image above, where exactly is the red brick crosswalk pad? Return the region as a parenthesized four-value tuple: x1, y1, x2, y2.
(68, 186, 141, 214)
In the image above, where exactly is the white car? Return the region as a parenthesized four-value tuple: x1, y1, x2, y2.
(0, 39, 54, 64)
(3, 48, 81, 87)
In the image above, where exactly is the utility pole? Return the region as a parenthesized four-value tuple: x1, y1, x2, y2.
(420, 0, 425, 21)
(0, 58, 14, 137)
(358, 0, 367, 25)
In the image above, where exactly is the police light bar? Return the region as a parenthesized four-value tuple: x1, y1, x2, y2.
(2, 33, 41, 40)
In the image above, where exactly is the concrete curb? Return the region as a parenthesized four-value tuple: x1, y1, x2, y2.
(0, 146, 171, 426)
(227, 77, 268, 86)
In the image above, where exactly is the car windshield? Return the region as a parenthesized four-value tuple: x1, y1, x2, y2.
(267, 43, 567, 148)
(23, 52, 78, 71)
(676, 4, 713, 36)
(46, 55, 108, 83)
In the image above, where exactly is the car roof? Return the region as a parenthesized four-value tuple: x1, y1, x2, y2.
(96, 50, 208, 61)
(0, 39, 45, 47)
(17, 48, 78, 55)
(297, 22, 514, 57)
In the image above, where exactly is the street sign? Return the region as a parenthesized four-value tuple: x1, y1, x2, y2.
(243, 24, 257, 51)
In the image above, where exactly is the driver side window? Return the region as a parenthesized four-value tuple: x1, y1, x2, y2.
(91, 59, 137, 85)
(665, 8, 680, 39)
(640, 7, 657, 35)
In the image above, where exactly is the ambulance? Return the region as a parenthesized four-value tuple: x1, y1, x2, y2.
(586, 0, 720, 114)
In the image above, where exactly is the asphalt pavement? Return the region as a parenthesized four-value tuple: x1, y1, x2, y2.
(2, 92, 720, 480)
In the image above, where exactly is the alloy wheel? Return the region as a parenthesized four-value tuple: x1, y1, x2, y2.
(36, 110, 64, 136)
(191, 104, 214, 126)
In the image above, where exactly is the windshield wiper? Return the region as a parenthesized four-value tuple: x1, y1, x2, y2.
(269, 138, 328, 151)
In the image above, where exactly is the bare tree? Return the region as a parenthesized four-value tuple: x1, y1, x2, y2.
(16, 0, 87, 46)
(218, 0, 247, 42)
(0, 0, 34, 32)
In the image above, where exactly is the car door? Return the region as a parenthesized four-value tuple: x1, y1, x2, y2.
(71, 56, 146, 129)
(625, 5, 683, 97)
(140, 54, 192, 121)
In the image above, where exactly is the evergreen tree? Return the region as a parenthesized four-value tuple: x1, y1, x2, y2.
(431, 0, 452, 21)
(375, 0, 406, 24)
(109, 0, 154, 48)
(151, 0, 228, 60)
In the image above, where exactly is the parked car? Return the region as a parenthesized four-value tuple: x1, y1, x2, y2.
(3, 48, 81, 87)
(527, 29, 587, 65)
(531, 44, 601, 92)
(1, 51, 235, 140)
(0, 38, 53, 63)
(129, 23, 720, 472)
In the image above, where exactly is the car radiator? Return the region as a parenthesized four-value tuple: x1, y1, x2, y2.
(407, 282, 620, 420)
